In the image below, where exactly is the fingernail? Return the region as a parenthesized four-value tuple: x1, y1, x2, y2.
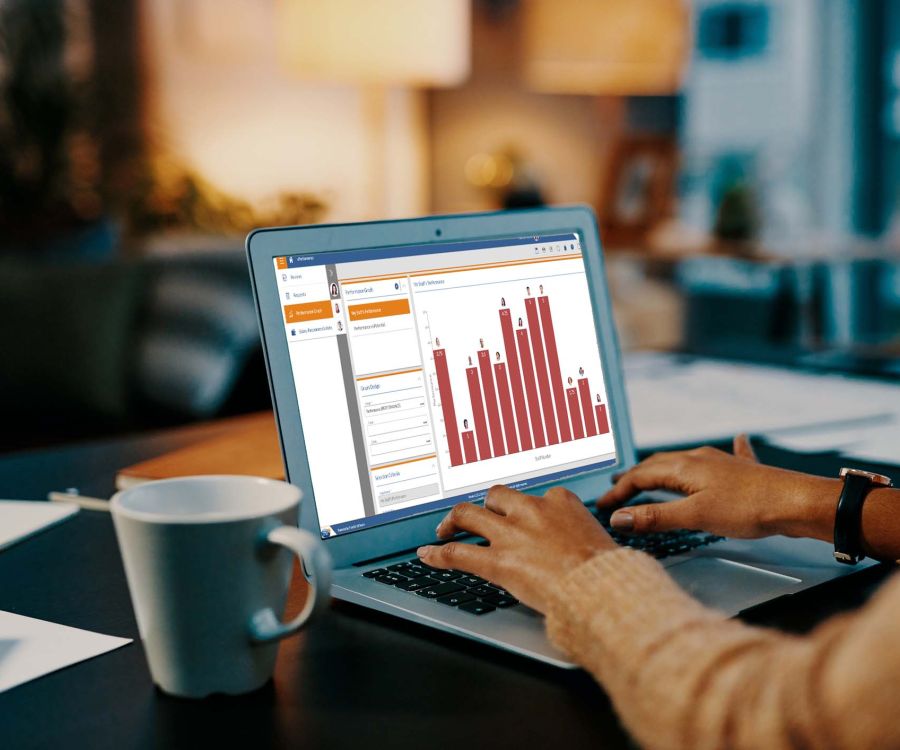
(435, 521, 445, 535)
(417, 546, 433, 558)
(610, 511, 633, 531)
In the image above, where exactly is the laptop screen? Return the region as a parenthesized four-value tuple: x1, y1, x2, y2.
(272, 233, 618, 538)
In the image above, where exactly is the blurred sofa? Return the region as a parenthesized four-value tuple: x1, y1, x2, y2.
(0, 250, 270, 452)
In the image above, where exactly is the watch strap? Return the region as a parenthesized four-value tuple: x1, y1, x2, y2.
(834, 473, 876, 564)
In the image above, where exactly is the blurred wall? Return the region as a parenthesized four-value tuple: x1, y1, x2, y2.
(428, 6, 624, 213)
(141, 0, 429, 222)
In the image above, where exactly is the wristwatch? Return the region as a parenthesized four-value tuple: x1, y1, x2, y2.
(833, 467, 893, 564)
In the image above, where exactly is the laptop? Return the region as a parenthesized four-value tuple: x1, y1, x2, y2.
(247, 206, 873, 668)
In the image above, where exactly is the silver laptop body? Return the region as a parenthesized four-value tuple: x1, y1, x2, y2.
(247, 207, 872, 669)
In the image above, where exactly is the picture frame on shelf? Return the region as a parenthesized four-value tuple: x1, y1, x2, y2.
(600, 135, 678, 249)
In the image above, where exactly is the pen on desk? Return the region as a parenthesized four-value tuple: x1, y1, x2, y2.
(48, 490, 110, 512)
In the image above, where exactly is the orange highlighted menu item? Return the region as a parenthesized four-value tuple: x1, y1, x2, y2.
(284, 300, 332, 323)
(348, 298, 411, 322)
(275, 257, 288, 269)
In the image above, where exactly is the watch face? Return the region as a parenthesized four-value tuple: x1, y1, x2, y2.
(840, 467, 893, 486)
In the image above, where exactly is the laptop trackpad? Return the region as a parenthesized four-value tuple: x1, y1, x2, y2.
(667, 557, 801, 613)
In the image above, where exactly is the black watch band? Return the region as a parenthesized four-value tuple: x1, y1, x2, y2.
(833, 468, 892, 564)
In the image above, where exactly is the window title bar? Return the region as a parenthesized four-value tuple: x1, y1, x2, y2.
(277, 233, 579, 269)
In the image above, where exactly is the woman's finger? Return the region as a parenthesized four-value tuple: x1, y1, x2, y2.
(596, 454, 686, 508)
(435, 502, 505, 539)
(610, 497, 698, 534)
(483, 484, 527, 516)
(733, 434, 759, 463)
(417, 540, 495, 578)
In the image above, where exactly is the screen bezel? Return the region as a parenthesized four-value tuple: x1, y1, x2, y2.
(247, 206, 638, 568)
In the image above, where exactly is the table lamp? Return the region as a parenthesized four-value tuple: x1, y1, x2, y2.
(277, 0, 471, 216)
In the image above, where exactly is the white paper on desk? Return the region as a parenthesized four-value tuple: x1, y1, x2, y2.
(765, 416, 900, 465)
(624, 352, 900, 449)
(0, 500, 78, 552)
(845, 430, 900, 464)
(0, 610, 131, 693)
(762, 425, 871, 452)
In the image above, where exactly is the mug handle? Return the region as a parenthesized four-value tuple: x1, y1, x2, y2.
(248, 525, 333, 644)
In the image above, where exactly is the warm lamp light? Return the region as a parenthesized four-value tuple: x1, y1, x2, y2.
(276, 0, 471, 219)
(277, 0, 471, 87)
(522, 0, 690, 95)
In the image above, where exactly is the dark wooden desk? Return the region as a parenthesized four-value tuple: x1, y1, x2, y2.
(0, 427, 895, 749)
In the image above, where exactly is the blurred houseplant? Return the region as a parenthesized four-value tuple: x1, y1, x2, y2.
(0, 0, 110, 254)
(0, 0, 326, 255)
(126, 154, 326, 239)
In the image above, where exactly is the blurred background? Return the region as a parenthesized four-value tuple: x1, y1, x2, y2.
(2, 0, 899, 452)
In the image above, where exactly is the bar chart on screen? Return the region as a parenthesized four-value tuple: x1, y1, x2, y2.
(412, 256, 616, 491)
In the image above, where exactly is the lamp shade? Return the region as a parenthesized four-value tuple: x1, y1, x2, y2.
(522, 0, 690, 95)
(277, 0, 471, 86)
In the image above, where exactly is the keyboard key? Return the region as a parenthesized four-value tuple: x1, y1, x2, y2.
(459, 575, 486, 587)
(436, 592, 475, 607)
(424, 581, 464, 597)
(363, 568, 387, 578)
(467, 585, 494, 597)
(396, 576, 438, 591)
(486, 583, 511, 596)
(375, 573, 406, 585)
(484, 593, 517, 608)
(458, 600, 496, 615)
(431, 570, 463, 582)
(387, 562, 414, 573)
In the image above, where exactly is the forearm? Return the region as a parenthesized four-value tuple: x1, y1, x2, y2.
(789, 479, 900, 561)
(546, 548, 900, 750)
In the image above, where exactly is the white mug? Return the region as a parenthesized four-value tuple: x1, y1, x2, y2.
(110, 475, 331, 698)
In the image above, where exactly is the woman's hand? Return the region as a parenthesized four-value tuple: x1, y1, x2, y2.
(599, 435, 841, 541)
(418, 485, 617, 613)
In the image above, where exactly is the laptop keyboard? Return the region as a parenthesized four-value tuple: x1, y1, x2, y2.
(362, 558, 518, 616)
(605, 526, 724, 557)
(361, 500, 725, 617)
(594, 498, 725, 558)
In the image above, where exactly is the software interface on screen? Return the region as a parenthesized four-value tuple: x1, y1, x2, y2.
(273, 233, 618, 538)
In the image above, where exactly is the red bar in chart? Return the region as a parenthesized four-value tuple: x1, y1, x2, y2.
(538, 296, 571, 443)
(577, 378, 597, 437)
(525, 298, 559, 445)
(466, 366, 492, 460)
(461, 431, 478, 463)
(493, 362, 519, 454)
(516, 328, 546, 448)
(477, 350, 505, 458)
(499, 309, 532, 451)
(566, 387, 584, 439)
(595, 403, 610, 435)
(433, 348, 462, 466)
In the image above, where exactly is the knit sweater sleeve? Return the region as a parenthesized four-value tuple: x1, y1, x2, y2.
(545, 548, 900, 750)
